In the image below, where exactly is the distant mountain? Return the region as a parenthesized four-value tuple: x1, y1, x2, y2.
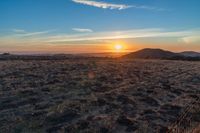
(122, 48, 200, 61)
(1, 49, 200, 61)
(123, 48, 180, 59)
(0, 53, 80, 60)
(179, 51, 200, 57)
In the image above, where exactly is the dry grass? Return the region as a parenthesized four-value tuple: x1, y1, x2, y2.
(0, 58, 200, 133)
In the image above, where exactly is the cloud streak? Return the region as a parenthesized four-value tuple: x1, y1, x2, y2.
(0, 29, 54, 45)
(72, 0, 165, 11)
(72, 28, 93, 32)
(45, 29, 193, 43)
(12, 29, 53, 37)
(12, 29, 26, 33)
(17, 31, 50, 37)
(72, 0, 131, 10)
(181, 36, 200, 43)
(1, 28, 200, 47)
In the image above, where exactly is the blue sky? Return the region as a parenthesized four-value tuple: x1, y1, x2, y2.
(0, 0, 200, 53)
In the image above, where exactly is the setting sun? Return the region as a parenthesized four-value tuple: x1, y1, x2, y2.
(114, 44, 123, 51)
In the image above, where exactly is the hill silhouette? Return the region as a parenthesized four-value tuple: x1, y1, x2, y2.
(122, 48, 200, 61)
(180, 51, 200, 57)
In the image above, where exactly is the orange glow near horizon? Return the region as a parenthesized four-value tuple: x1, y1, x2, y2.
(109, 41, 129, 53)
(2, 40, 199, 54)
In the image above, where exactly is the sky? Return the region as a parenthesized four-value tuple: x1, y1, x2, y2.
(0, 0, 200, 54)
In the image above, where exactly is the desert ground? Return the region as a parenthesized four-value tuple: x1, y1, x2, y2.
(0, 58, 200, 133)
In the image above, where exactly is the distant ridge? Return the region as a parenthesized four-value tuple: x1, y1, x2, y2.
(180, 51, 200, 57)
(0, 53, 81, 60)
(123, 48, 180, 59)
(122, 48, 200, 61)
(1, 49, 200, 61)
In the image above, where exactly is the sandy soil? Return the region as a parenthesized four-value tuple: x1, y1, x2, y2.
(0, 58, 200, 133)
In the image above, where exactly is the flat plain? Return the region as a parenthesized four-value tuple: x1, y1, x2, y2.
(0, 58, 200, 133)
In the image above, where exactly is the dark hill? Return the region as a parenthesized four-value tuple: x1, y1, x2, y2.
(179, 51, 200, 57)
(123, 48, 180, 59)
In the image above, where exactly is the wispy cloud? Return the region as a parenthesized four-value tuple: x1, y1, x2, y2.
(72, 0, 165, 11)
(11, 29, 53, 37)
(181, 36, 200, 43)
(72, 28, 93, 32)
(0, 29, 53, 46)
(72, 0, 131, 10)
(16, 31, 50, 37)
(1, 28, 200, 47)
(45, 29, 193, 43)
(12, 29, 26, 33)
(131, 5, 166, 11)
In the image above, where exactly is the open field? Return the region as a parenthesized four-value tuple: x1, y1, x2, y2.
(0, 58, 200, 133)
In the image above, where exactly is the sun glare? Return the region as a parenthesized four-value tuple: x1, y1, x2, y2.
(114, 44, 123, 51)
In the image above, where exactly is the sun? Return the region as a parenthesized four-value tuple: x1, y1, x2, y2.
(114, 44, 123, 51)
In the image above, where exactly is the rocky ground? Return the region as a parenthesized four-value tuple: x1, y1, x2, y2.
(0, 58, 200, 133)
